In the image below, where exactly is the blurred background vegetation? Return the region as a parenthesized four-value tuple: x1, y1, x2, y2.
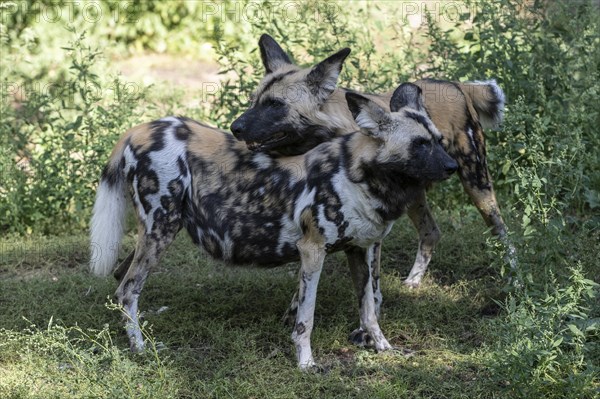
(0, 0, 599, 397)
(1, 0, 598, 234)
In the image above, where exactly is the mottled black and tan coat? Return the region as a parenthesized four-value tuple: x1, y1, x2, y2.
(231, 35, 514, 293)
(90, 85, 457, 369)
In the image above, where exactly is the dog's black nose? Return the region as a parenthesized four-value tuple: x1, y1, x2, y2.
(445, 160, 458, 174)
(230, 119, 245, 138)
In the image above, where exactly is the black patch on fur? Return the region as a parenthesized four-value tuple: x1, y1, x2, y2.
(177, 156, 188, 177)
(137, 169, 160, 214)
(184, 148, 307, 266)
(484, 85, 502, 123)
(295, 322, 306, 335)
(361, 160, 423, 220)
(100, 139, 129, 187)
(101, 162, 120, 187)
(456, 119, 492, 191)
(175, 124, 191, 141)
(305, 139, 349, 239)
(390, 83, 423, 112)
(268, 123, 336, 156)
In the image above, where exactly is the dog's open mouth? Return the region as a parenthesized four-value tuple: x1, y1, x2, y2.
(246, 132, 287, 151)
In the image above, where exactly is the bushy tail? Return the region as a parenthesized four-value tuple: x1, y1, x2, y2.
(458, 79, 506, 129)
(89, 149, 127, 277)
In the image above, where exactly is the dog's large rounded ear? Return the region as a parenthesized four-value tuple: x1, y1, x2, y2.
(346, 92, 388, 137)
(390, 82, 424, 112)
(259, 34, 293, 74)
(306, 48, 351, 104)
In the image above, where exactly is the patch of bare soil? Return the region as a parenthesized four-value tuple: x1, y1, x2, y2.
(113, 53, 222, 91)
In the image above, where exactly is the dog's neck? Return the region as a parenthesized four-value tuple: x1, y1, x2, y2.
(343, 133, 426, 221)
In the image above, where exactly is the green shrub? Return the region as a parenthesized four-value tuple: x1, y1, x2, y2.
(489, 264, 598, 398)
(422, 0, 600, 216)
(0, 30, 148, 234)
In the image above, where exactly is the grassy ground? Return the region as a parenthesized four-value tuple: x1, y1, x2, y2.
(0, 205, 598, 398)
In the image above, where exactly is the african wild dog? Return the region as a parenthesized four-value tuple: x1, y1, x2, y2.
(231, 35, 514, 295)
(89, 84, 457, 369)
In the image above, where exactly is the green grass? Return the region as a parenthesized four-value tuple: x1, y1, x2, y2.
(0, 207, 598, 398)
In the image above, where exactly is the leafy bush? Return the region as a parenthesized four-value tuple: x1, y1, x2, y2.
(423, 0, 600, 216)
(1, 0, 249, 55)
(489, 264, 599, 398)
(1, 30, 148, 234)
(416, 1, 600, 392)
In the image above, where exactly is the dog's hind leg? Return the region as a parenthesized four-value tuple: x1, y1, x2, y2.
(115, 204, 182, 352)
(113, 249, 135, 282)
(404, 191, 441, 288)
(453, 129, 517, 271)
(459, 177, 517, 271)
(371, 242, 382, 318)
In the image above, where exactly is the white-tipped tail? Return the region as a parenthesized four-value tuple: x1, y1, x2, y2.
(89, 178, 126, 277)
(466, 79, 506, 130)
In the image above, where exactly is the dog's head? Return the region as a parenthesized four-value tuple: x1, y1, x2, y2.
(346, 83, 458, 182)
(230, 34, 350, 155)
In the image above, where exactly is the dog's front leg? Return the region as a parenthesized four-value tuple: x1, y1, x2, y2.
(347, 245, 392, 352)
(292, 237, 326, 370)
(371, 241, 382, 318)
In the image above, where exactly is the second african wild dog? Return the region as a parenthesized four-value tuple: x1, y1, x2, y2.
(231, 35, 515, 293)
(89, 84, 457, 369)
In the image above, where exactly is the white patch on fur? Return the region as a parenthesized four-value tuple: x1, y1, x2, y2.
(89, 179, 126, 277)
(159, 116, 181, 124)
(466, 127, 481, 162)
(329, 169, 392, 247)
(277, 214, 302, 255)
(252, 152, 272, 169)
(220, 232, 234, 260)
(293, 187, 317, 221)
(143, 119, 190, 231)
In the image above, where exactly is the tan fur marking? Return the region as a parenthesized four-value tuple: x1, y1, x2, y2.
(185, 121, 242, 170)
(126, 123, 156, 154)
(108, 123, 151, 165)
(277, 155, 307, 180)
(346, 133, 379, 180)
(300, 209, 324, 245)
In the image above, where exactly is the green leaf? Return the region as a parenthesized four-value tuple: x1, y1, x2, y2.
(567, 324, 584, 338)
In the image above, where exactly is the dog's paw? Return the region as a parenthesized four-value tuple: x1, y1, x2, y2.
(348, 328, 375, 348)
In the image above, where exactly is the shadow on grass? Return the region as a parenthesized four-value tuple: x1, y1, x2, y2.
(0, 220, 513, 398)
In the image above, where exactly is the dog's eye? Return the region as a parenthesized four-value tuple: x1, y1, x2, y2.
(416, 138, 430, 147)
(264, 98, 285, 108)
